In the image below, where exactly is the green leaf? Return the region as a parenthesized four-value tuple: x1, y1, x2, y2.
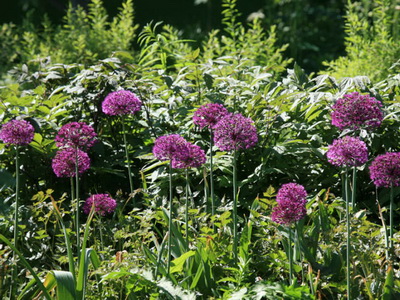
(0, 234, 52, 300)
(170, 251, 195, 274)
(47, 271, 77, 300)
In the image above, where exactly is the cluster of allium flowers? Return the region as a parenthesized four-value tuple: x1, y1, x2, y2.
(52, 148, 91, 177)
(172, 142, 206, 169)
(152, 134, 188, 161)
(331, 92, 383, 130)
(369, 152, 400, 188)
(327, 136, 368, 167)
(0, 119, 35, 145)
(82, 194, 117, 216)
(55, 122, 97, 150)
(193, 103, 229, 130)
(213, 113, 258, 151)
(271, 183, 308, 225)
(102, 90, 142, 116)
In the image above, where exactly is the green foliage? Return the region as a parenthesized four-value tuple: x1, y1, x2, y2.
(0, 0, 137, 76)
(2, 0, 400, 299)
(324, 0, 400, 82)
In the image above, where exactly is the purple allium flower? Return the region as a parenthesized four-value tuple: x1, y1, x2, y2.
(369, 152, 400, 188)
(55, 122, 97, 150)
(102, 90, 142, 116)
(331, 92, 383, 130)
(172, 142, 207, 169)
(52, 148, 91, 177)
(213, 113, 258, 152)
(0, 119, 35, 145)
(327, 136, 368, 167)
(152, 134, 188, 161)
(193, 103, 229, 130)
(271, 183, 308, 225)
(82, 194, 117, 216)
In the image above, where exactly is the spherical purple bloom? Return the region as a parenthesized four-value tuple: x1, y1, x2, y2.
(193, 103, 229, 130)
(52, 148, 91, 178)
(152, 134, 188, 161)
(0, 119, 35, 145)
(327, 136, 368, 167)
(102, 90, 142, 116)
(82, 194, 117, 216)
(369, 152, 400, 188)
(331, 92, 383, 130)
(172, 142, 207, 169)
(276, 183, 308, 206)
(55, 122, 97, 150)
(213, 113, 258, 152)
(271, 183, 308, 225)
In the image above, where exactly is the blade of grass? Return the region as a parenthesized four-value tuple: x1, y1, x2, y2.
(0, 234, 52, 300)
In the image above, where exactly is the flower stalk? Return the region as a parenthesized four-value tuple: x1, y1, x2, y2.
(122, 119, 134, 196)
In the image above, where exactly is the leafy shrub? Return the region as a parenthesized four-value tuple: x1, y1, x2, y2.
(324, 0, 400, 82)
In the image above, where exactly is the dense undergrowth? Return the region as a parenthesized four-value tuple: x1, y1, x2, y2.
(0, 0, 400, 299)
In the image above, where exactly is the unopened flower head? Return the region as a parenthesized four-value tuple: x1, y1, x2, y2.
(55, 122, 97, 150)
(193, 103, 229, 130)
(213, 113, 258, 151)
(0, 119, 35, 145)
(271, 183, 308, 225)
(52, 148, 90, 178)
(172, 142, 207, 169)
(327, 136, 368, 167)
(83, 194, 117, 216)
(369, 152, 400, 188)
(102, 90, 142, 116)
(152, 134, 188, 161)
(331, 92, 383, 130)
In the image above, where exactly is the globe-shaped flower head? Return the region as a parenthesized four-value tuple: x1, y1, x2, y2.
(327, 136, 368, 167)
(172, 142, 207, 169)
(213, 113, 258, 151)
(102, 90, 142, 116)
(331, 92, 383, 130)
(193, 103, 229, 130)
(0, 119, 35, 145)
(52, 148, 91, 178)
(55, 122, 97, 150)
(271, 183, 308, 225)
(153, 134, 189, 161)
(369, 152, 400, 188)
(83, 194, 117, 216)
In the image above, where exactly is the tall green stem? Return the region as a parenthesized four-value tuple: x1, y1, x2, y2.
(75, 149, 80, 259)
(185, 169, 190, 250)
(288, 225, 293, 284)
(210, 129, 215, 220)
(345, 168, 351, 300)
(232, 149, 238, 264)
(122, 119, 134, 197)
(10, 146, 20, 299)
(389, 184, 394, 258)
(352, 167, 357, 209)
(167, 163, 173, 274)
